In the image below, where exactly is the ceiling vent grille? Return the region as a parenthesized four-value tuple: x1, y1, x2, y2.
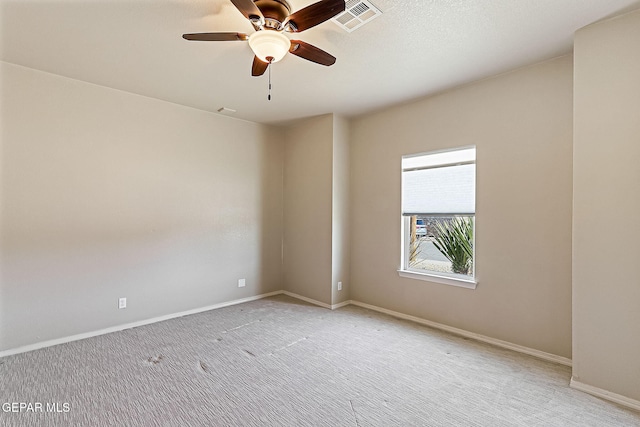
(331, 0, 381, 32)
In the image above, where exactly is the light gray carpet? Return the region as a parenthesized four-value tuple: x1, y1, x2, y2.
(1, 295, 639, 426)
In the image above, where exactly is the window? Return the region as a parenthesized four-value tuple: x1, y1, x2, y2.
(399, 147, 476, 288)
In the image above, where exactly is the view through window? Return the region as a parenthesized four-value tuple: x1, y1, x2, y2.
(401, 147, 476, 281)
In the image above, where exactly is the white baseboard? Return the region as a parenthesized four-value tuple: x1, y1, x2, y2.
(570, 377, 640, 412)
(280, 291, 351, 310)
(282, 291, 332, 309)
(331, 300, 351, 310)
(0, 291, 283, 358)
(348, 300, 573, 367)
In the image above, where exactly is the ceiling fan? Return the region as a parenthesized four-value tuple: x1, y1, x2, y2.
(183, 0, 345, 76)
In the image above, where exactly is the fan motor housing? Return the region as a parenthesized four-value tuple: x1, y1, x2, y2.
(255, 0, 291, 28)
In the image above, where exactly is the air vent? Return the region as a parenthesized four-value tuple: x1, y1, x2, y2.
(217, 107, 237, 115)
(331, 0, 381, 32)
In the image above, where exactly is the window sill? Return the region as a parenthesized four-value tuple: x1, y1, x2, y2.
(397, 270, 477, 289)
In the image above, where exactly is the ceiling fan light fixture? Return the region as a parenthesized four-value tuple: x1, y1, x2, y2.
(248, 31, 290, 63)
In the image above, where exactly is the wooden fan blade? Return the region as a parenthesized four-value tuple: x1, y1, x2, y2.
(182, 32, 248, 41)
(285, 0, 345, 33)
(230, 0, 264, 21)
(252, 56, 269, 76)
(289, 40, 336, 66)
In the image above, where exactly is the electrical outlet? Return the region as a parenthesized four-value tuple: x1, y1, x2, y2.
(238, 279, 246, 288)
(338, 281, 342, 291)
(118, 297, 127, 309)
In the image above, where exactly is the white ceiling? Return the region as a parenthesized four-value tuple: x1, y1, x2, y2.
(2, 0, 639, 124)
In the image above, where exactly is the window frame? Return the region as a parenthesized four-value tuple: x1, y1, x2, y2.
(398, 147, 478, 289)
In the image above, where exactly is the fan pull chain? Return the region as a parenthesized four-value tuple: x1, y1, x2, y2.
(268, 60, 272, 101)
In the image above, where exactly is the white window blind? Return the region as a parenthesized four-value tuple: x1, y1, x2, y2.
(402, 151, 475, 216)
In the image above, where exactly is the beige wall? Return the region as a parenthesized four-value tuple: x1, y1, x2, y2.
(282, 114, 350, 306)
(283, 115, 334, 305)
(350, 55, 574, 358)
(331, 115, 350, 305)
(0, 62, 284, 351)
(573, 9, 640, 402)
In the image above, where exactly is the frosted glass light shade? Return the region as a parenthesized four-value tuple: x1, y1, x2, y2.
(248, 31, 290, 63)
